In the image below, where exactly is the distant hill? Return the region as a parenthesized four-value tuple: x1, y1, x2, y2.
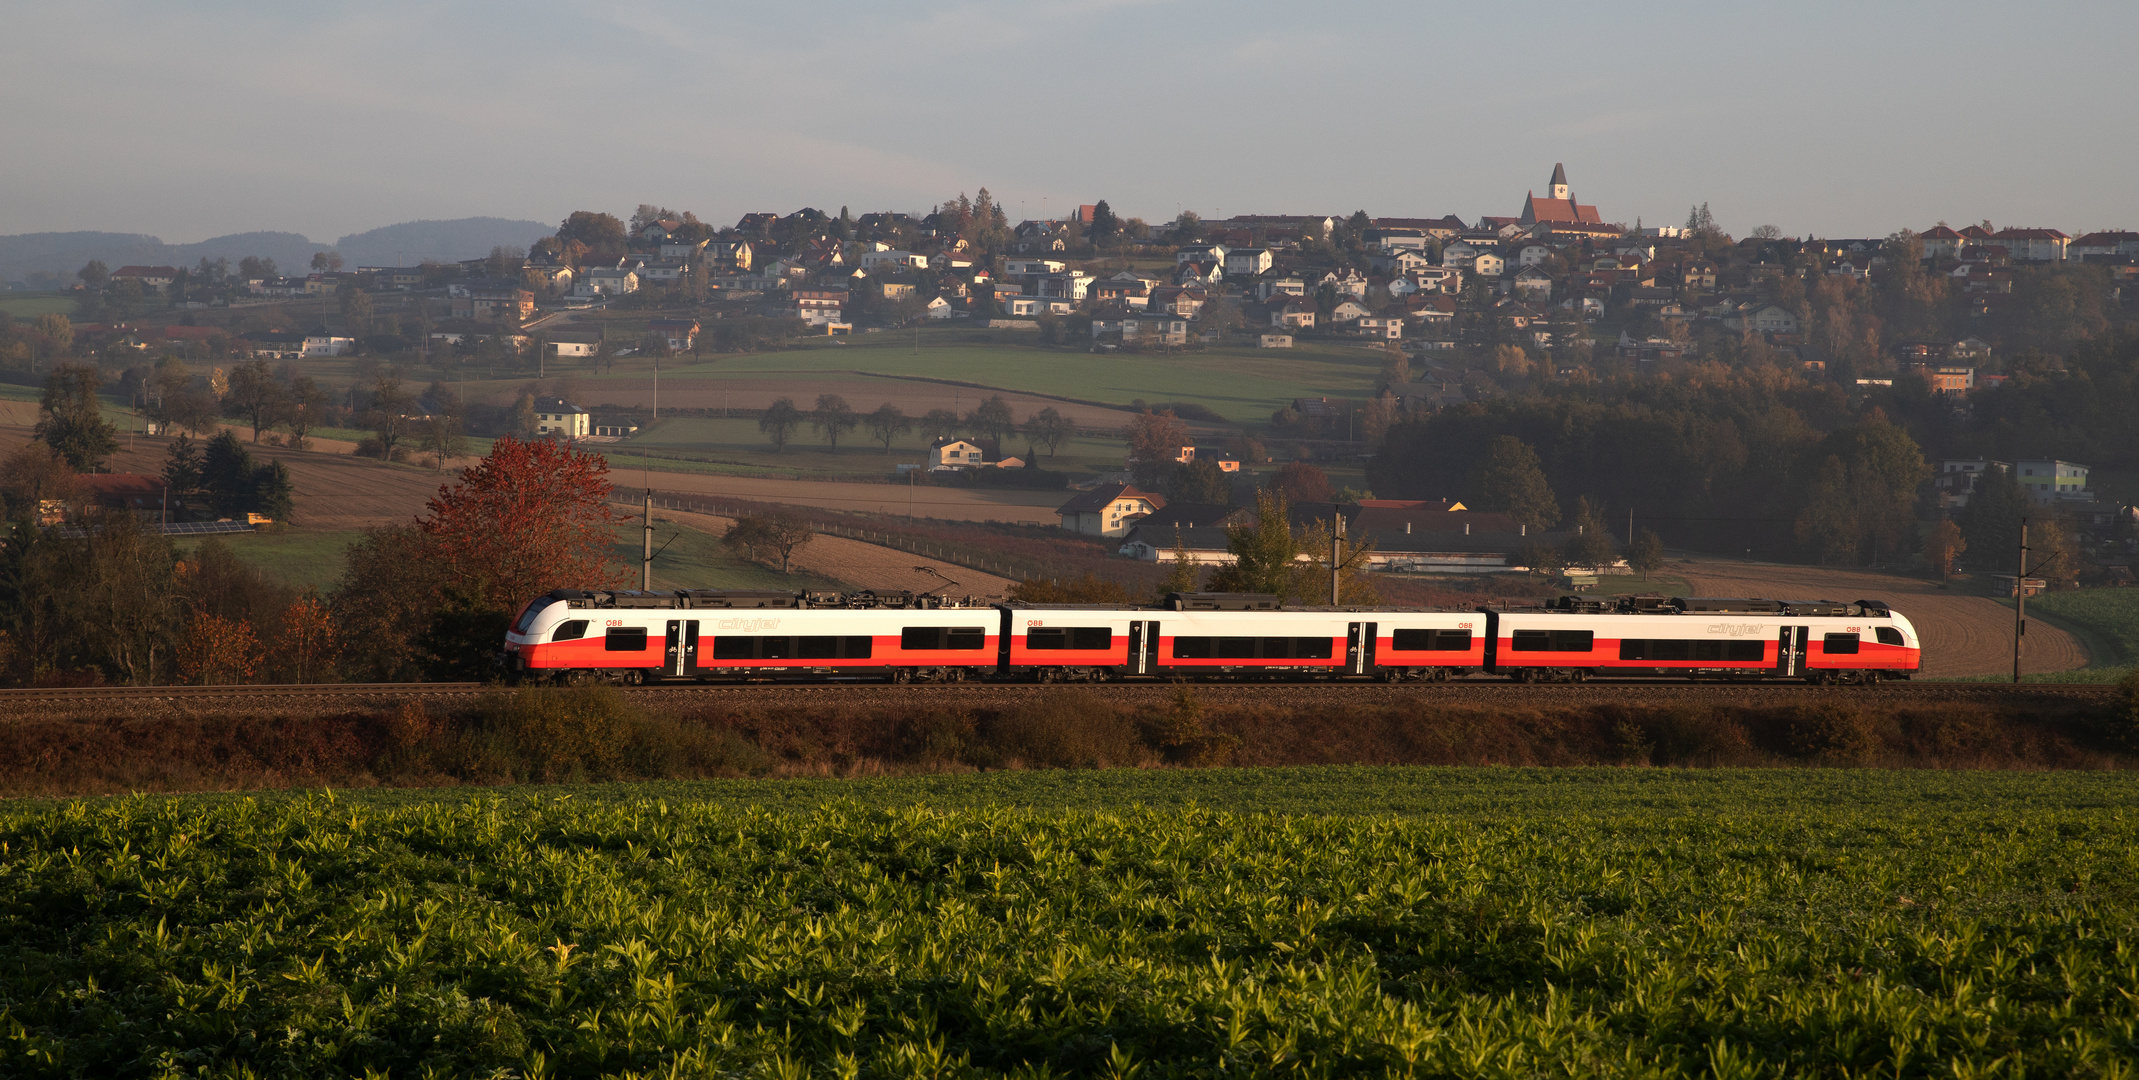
(0, 217, 551, 283)
(333, 218, 553, 267)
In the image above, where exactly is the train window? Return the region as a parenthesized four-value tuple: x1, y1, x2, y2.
(1216, 637, 1257, 659)
(1172, 637, 1212, 659)
(901, 627, 940, 650)
(1294, 637, 1335, 659)
(1875, 627, 1904, 647)
(946, 627, 986, 650)
(1620, 638, 1766, 663)
(1515, 630, 1591, 652)
(513, 600, 553, 634)
(1824, 633, 1861, 655)
(551, 620, 589, 642)
(603, 627, 648, 652)
(844, 636, 873, 659)
(762, 637, 794, 659)
(798, 636, 839, 659)
(1029, 627, 1114, 651)
(712, 637, 755, 660)
(1262, 638, 1293, 658)
(1394, 629, 1471, 651)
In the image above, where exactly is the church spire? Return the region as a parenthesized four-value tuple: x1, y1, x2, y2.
(1549, 163, 1569, 201)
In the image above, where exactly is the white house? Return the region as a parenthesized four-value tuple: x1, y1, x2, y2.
(534, 400, 589, 439)
(1056, 483, 1166, 538)
(929, 438, 992, 470)
(302, 335, 355, 357)
(1472, 252, 1506, 277)
(1175, 244, 1227, 266)
(576, 268, 640, 297)
(859, 249, 929, 271)
(1223, 248, 1273, 276)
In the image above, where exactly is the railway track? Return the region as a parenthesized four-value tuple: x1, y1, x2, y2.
(0, 679, 2116, 705)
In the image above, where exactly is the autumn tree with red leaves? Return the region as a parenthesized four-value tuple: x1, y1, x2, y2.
(177, 614, 260, 685)
(276, 592, 339, 683)
(418, 435, 630, 613)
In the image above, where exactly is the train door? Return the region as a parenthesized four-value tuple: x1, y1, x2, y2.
(666, 620, 699, 676)
(1777, 625, 1807, 677)
(1125, 620, 1160, 676)
(1346, 622, 1376, 675)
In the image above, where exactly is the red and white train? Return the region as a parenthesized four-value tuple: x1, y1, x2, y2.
(503, 590, 1920, 685)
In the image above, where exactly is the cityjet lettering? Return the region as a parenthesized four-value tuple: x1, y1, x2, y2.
(716, 618, 781, 632)
(1707, 623, 1768, 637)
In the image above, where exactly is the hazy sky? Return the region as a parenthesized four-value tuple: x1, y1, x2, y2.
(6, 1, 2134, 243)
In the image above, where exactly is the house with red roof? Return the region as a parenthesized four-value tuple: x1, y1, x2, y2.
(1992, 228, 2071, 262)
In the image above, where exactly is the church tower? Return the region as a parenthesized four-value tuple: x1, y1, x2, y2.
(1549, 162, 1569, 201)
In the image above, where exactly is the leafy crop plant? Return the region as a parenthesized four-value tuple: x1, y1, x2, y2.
(1, 783, 2137, 1076)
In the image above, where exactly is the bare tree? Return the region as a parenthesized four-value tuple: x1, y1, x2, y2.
(721, 510, 814, 573)
(865, 403, 912, 453)
(812, 393, 858, 451)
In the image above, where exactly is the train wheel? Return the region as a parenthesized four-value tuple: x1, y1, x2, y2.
(1380, 668, 1402, 683)
(891, 669, 912, 685)
(1036, 668, 1058, 684)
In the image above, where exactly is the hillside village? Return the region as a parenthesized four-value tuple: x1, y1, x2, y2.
(5, 164, 2138, 591)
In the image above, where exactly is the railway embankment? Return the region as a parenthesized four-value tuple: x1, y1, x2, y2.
(1, 679, 2133, 797)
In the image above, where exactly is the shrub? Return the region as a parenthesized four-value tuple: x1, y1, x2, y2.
(983, 689, 1143, 769)
(1780, 703, 1880, 765)
(470, 684, 639, 779)
(2111, 669, 2139, 751)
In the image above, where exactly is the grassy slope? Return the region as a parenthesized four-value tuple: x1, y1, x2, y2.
(174, 529, 368, 590)
(613, 518, 845, 593)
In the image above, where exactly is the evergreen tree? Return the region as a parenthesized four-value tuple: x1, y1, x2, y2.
(35, 363, 117, 471)
(1464, 436, 1560, 530)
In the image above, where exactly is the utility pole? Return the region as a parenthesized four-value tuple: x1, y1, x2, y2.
(1331, 512, 1345, 605)
(642, 491, 654, 591)
(652, 360, 659, 422)
(2013, 515, 2028, 684)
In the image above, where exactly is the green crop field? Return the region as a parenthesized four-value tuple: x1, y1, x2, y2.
(614, 416, 1138, 479)
(591, 333, 1392, 424)
(2025, 587, 2139, 667)
(0, 292, 77, 318)
(5, 768, 2137, 1076)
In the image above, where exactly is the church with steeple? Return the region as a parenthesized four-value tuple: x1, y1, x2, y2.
(1519, 163, 1602, 226)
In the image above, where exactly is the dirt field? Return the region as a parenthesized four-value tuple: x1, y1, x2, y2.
(1671, 554, 2086, 679)
(656, 507, 1017, 598)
